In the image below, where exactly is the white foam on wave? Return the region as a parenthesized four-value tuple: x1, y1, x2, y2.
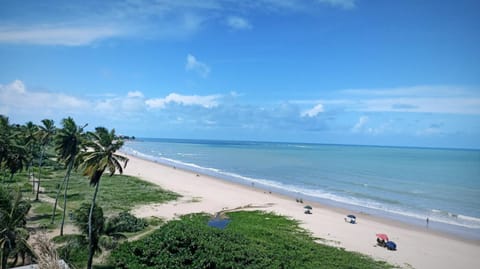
(429, 209, 480, 229)
(177, 153, 197, 157)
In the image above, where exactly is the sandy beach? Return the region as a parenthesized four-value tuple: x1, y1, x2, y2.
(123, 154, 479, 269)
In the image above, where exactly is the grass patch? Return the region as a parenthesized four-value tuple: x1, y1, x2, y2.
(96, 174, 180, 213)
(29, 201, 61, 226)
(40, 168, 180, 215)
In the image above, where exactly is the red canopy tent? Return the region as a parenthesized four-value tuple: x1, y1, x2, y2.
(376, 233, 389, 241)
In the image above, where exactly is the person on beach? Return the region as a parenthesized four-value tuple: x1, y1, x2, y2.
(426, 217, 429, 227)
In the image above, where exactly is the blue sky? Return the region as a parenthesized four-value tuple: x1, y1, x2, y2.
(1, 0, 479, 148)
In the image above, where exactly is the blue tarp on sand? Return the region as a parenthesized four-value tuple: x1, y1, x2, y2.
(208, 219, 231, 229)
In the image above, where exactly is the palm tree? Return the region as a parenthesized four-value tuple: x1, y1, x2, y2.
(0, 116, 26, 182)
(1, 122, 29, 183)
(22, 121, 39, 192)
(0, 116, 13, 181)
(51, 117, 87, 236)
(35, 119, 56, 201)
(0, 186, 35, 269)
(80, 127, 128, 269)
(3, 144, 28, 183)
(0, 115, 10, 177)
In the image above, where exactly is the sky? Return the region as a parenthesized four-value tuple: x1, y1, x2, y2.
(1, 0, 479, 149)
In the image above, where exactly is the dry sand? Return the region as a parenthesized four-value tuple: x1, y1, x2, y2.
(124, 154, 479, 269)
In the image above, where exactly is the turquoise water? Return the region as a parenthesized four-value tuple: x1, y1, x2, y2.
(122, 138, 480, 239)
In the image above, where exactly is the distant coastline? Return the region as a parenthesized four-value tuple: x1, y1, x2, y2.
(129, 137, 480, 151)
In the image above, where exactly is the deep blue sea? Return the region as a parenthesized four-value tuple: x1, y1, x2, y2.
(122, 138, 480, 239)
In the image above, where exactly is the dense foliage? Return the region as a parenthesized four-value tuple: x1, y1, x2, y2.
(110, 214, 266, 269)
(0, 115, 180, 269)
(107, 211, 148, 233)
(55, 234, 89, 269)
(74, 203, 105, 249)
(0, 186, 34, 269)
(110, 211, 394, 269)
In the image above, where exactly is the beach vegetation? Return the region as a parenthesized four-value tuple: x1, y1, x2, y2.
(1, 114, 180, 269)
(54, 204, 148, 269)
(79, 127, 129, 269)
(109, 211, 395, 269)
(55, 234, 89, 268)
(0, 116, 29, 183)
(0, 185, 35, 269)
(52, 117, 87, 236)
(32, 232, 63, 269)
(34, 118, 56, 201)
(106, 211, 148, 233)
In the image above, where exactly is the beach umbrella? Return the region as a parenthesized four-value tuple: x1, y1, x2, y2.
(376, 233, 389, 241)
(385, 241, 397, 250)
(304, 205, 313, 210)
(347, 214, 356, 219)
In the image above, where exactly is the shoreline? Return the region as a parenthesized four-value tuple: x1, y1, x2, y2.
(123, 153, 480, 269)
(123, 147, 480, 240)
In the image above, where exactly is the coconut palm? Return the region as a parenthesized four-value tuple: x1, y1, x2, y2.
(51, 117, 87, 236)
(80, 127, 128, 269)
(0, 117, 27, 182)
(35, 119, 56, 201)
(0, 186, 35, 269)
(22, 121, 39, 190)
(1, 116, 12, 181)
(3, 144, 28, 183)
(0, 115, 10, 175)
(1, 123, 28, 183)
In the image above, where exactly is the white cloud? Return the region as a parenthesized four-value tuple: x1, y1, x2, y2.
(416, 127, 443, 136)
(3, 79, 26, 93)
(185, 54, 211, 77)
(95, 93, 146, 114)
(301, 103, 324, 117)
(295, 86, 480, 115)
(227, 16, 251, 30)
(317, 0, 356, 9)
(359, 98, 480, 114)
(0, 25, 123, 46)
(351, 116, 368, 132)
(145, 93, 221, 109)
(0, 80, 150, 122)
(127, 91, 144, 98)
(0, 80, 88, 111)
(0, 1, 360, 46)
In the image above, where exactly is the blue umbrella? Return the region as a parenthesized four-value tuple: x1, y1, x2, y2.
(385, 241, 397, 250)
(347, 214, 356, 219)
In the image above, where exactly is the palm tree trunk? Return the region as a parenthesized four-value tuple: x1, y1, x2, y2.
(35, 147, 45, 201)
(51, 161, 72, 224)
(1, 246, 9, 269)
(29, 144, 35, 194)
(87, 180, 101, 269)
(60, 163, 73, 236)
(11, 253, 18, 267)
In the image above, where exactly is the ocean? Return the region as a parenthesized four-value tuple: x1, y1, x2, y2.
(122, 138, 480, 239)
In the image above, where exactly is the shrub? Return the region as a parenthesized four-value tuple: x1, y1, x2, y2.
(109, 211, 394, 269)
(109, 213, 269, 269)
(56, 234, 89, 269)
(106, 211, 148, 233)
